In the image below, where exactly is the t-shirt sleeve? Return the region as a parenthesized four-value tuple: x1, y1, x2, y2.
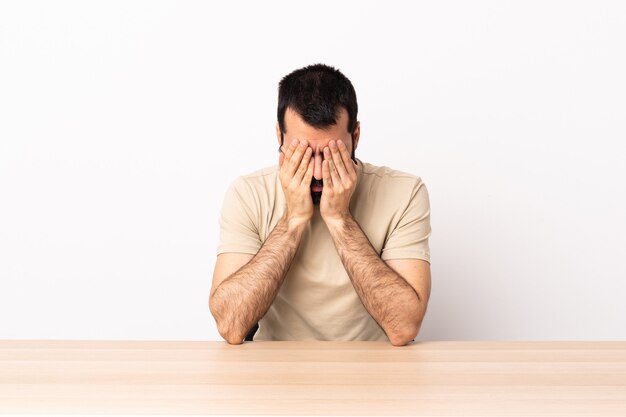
(216, 177, 263, 255)
(380, 179, 431, 263)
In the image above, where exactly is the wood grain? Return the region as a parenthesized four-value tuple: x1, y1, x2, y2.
(1, 340, 625, 415)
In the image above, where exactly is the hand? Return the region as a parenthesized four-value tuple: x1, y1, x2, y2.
(279, 139, 314, 226)
(320, 139, 359, 225)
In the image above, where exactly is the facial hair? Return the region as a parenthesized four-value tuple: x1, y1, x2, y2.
(308, 149, 357, 206)
(311, 178, 323, 206)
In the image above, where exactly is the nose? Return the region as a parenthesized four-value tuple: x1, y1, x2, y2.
(313, 146, 323, 180)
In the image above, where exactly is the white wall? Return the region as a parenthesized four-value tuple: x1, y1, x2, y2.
(1, 0, 624, 341)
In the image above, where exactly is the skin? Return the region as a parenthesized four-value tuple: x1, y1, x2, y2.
(276, 106, 360, 223)
(209, 106, 431, 346)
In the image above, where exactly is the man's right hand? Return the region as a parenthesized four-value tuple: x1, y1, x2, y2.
(279, 139, 314, 227)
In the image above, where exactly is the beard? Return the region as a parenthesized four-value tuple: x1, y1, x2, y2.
(311, 191, 321, 205)
(310, 178, 323, 205)
(304, 147, 357, 206)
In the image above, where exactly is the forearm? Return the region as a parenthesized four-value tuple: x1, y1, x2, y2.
(326, 215, 421, 345)
(211, 215, 306, 344)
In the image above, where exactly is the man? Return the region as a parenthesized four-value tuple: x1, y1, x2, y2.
(209, 63, 431, 346)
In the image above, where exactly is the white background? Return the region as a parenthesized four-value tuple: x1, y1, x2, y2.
(1, 0, 624, 341)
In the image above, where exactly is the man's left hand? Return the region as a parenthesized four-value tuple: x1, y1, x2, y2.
(320, 139, 359, 225)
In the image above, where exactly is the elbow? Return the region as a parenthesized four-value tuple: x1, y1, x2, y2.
(210, 294, 245, 345)
(224, 334, 245, 345)
(389, 321, 422, 347)
(389, 333, 414, 347)
(216, 320, 245, 345)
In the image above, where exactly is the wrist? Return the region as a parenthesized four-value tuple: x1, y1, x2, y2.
(322, 212, 352, 230)
(282, 212, 310, 232)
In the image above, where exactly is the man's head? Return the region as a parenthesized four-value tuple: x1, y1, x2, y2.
(276, 63, 360, 205)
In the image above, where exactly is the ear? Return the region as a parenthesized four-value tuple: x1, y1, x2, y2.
(352, 121, 360, 152)
(276, 122, 282, 148)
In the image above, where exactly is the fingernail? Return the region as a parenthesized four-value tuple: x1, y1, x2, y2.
(291, 139, 298, 147)
(329, 140, 336, 148)
(299, 139, 307, 148)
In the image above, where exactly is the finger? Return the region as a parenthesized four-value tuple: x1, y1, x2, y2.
(301, 152, 314, 186)
(336, 140, 355, 177)
(293, 146, 312, 183)
(328, 141, 350, 184)
(327, 152, 343, 188)
(282, 139, 299, 164)
(322, 159, 333, 192)
(324, 146, 342, 187)
(278, 152, 284, 168)
(287, 140, 308, 177)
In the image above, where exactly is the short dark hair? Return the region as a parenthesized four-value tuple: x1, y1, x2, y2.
(277, 63, 358, 147)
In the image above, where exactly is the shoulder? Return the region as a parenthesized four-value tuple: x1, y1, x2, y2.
(228, 165, 278, 194)
(359, 159, 426, 190)
(357, 160, 430, 215)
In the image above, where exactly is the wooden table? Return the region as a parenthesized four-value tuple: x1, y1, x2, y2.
(1, 340, 625, 416)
